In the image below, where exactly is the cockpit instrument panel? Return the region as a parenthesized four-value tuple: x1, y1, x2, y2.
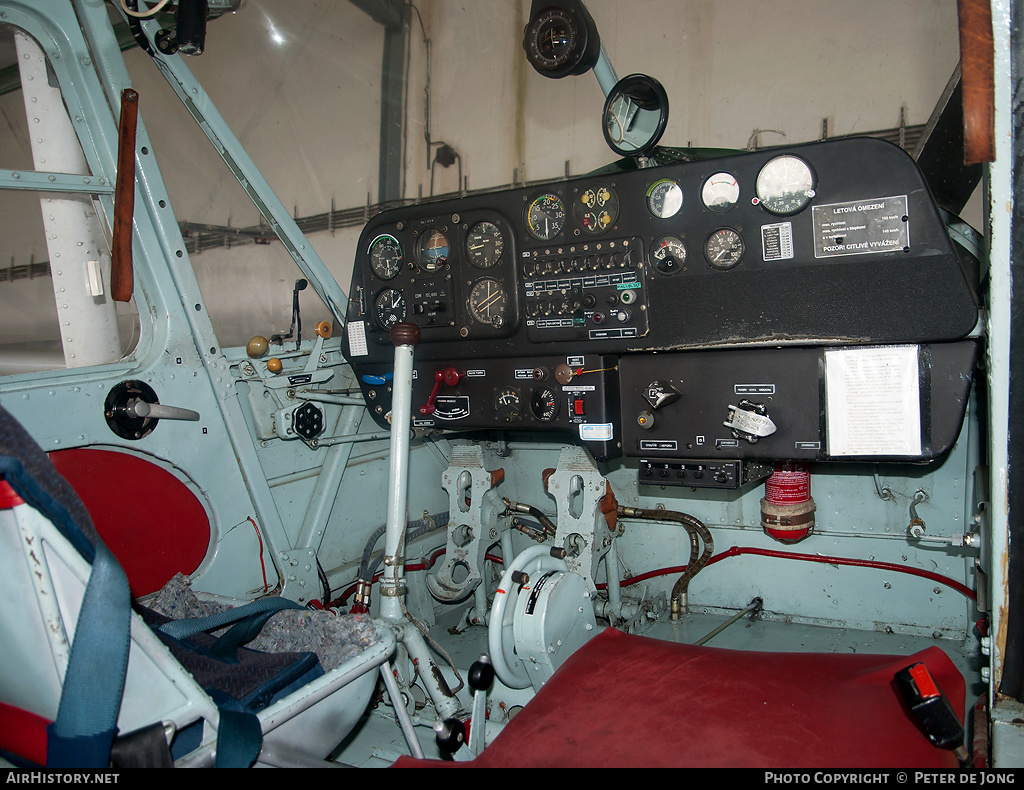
(344, 138, 979, 463)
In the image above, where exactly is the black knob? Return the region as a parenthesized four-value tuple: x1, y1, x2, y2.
(434, 718, 466, 754)
(468, 655, 495, 692)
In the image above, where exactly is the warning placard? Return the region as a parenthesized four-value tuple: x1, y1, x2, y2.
(812, 195, 909, 258)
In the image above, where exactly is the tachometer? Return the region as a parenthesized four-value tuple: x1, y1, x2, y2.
(755, 155, 816, 215)
(468, 278, 508, 328)
(374, 288, 407, 330)
(368, 233, 403, 280)
(525, 193, 566, 241)
(704, 228, 745, 270)
(417, 229, 449, 270)
(466, 221, 504, 268)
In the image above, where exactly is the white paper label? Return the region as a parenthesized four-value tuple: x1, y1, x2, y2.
(347, 320, 368, 357)
(825, 345, 921, 456)
(579, 423, 613, 441)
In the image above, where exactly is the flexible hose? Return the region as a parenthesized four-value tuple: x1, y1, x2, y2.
(618, 506, 714, 610)
(358, 511, 450, 581)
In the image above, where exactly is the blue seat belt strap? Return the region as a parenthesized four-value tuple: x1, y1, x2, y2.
(157, 596, 306, 643)
(0, 456, 131, 770)
(214, 707, 263, 768)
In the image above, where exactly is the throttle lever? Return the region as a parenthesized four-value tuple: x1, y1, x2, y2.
(420, 367, 463, 416)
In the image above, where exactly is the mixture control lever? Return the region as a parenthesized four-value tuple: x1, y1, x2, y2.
(420, 367, 464, 416)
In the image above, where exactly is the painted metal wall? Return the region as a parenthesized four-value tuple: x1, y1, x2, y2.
(0, 0, 969, 354)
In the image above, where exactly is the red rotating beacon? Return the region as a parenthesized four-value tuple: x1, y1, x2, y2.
(760, 462, 816, 543)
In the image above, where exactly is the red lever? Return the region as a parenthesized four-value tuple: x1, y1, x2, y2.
(420, 367, 463, 416)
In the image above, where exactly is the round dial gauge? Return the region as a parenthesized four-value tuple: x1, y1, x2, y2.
(468, 278, 508, 328)
(650, 235, 687, 275)
(704, 228, 745, 270)
(530, 386, 560, 422)
(368, 233, 403, 280)
(466, 221, 504, 268)
(576, 186, 619, 234)
(416, 229, 449, 270)
(374, 288, 407, 330)
(701, 172, 741, 213)
(525, 193, 566, 241)
(495, 387, 523, 423)
(646, 178, 683, 219)
(524, 8, 578, 71)
(756, 155, 816, 215)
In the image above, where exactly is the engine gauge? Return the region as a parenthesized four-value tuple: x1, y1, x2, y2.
(466, 221, 504, 268)
(525, 193, 566, 241)
(646, 178, 683, 219)
(650, 235, 687, 275)
(701, 173, 741, 213)
(468, 278, 508, 328)
(575, 186, 619, 234)
(704, 228, 745, 270)
(530, 386, 560, 422)
(368, 233, 403, 280)
(755, 155, 816, 215)
(495, 387, 523, 423)
(416, 229, 449, 270)
(374, 288, 407, 330)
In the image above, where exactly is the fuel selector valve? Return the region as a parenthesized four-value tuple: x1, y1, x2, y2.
(637, 379, 682, 429)
(420, 367, 464, 416)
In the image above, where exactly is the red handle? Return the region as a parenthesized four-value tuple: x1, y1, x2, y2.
(419, 367, 462, 415)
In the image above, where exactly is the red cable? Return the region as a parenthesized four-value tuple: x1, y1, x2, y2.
(337, 540, 974, 608)
(247, 516, 269, 593)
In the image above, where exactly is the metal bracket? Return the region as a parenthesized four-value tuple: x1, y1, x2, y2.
(428, 445, 504, 603)
(277, 547, 319, 604)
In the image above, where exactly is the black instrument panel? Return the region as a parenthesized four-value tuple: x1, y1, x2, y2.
(342, 138, 979, 465)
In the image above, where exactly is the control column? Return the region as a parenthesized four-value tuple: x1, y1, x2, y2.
(380, 322, 420, 622)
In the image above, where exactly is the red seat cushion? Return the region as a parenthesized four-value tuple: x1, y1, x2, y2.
(49, 448, 210, 597)
(396, 627, 965, 768)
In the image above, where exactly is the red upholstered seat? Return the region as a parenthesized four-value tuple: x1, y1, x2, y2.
(395, 627, 965, 768)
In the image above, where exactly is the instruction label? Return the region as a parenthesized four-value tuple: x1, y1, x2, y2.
(824, 345, 921, 456)
(761, 222, 794, 261)
(347, 320, 368, 357)
(812, 195, 909, 257)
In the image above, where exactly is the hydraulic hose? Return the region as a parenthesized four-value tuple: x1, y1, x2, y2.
(503, 497, 557, 537)
(358, 511, 450, 581)
(618, 506, 714, 616)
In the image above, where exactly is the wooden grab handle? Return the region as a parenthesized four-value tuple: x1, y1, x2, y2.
(957, 0, 995, 165)
(111, 88, 139, 303)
